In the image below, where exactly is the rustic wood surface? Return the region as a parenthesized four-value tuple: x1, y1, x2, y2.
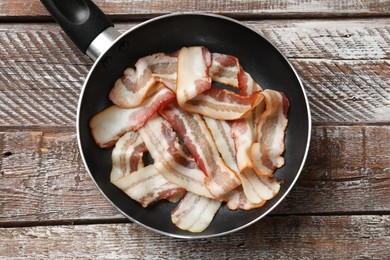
(1, 0, 389, 20)
(0, 0, 389, 259)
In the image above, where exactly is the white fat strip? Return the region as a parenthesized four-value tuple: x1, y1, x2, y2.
(171, 192, 221, 233)
(139, 116, 214, 198)
(110, 131, 144, 182)
(112, 164, 183, 208)
(203, 117, 239, 173)
(240, 168, 281, 204)
(176, 46, 211, 104)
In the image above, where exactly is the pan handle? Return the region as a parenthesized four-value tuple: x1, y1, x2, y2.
(40, 0, 120, 60)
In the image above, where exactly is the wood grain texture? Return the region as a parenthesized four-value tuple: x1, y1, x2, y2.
(0, 20, 389, 127)
(0, 0, 389, 20)
(0, 126, 389, 225)
(0, 216, 389, 259)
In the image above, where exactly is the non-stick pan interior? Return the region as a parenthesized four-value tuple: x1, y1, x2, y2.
(78, 13, 311, 238)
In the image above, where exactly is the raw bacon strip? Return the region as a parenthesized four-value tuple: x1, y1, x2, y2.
(145, 52, 178, 92)
(160, 103, 241, 198)
(231, 118, 255, 172)
(110, 131, 146, 182)
(109, 52, 178, 108)
(112, 164, 186, 207)
(177, 46, 263, 120)
(138, 116, 214, 198)
(183, 88, 263, 120)
(209, 53, 240, 87)
(240, 168, 281, 204)
(176, 46, 212, 106)
(225, 187, 266, 211)
(251, 89, 289, 176)
(171, 192, 221, 233)
(203, 117, 239, 173)
(238, 66, 262, 96)
(90, 84, 175, 148)
(109, 60, 156, 108)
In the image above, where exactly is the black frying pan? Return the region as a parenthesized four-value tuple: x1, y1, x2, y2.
(41, 0, 311, 238)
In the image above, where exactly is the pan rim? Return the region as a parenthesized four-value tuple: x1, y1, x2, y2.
(76, 12, 312, 239)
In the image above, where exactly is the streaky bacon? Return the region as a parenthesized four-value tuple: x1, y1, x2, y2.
(203, 117, 239, 173)
(171, 192, 221, 233)
(251, 89, 289, 176)
(209, 53, 240, 87)
(112, 164, 186, 208)
(183, 88, 263, 120)
(225, 186, 266, 210)
(138, 116, 214, 198)
(205, 115, 279, 206)
(110, 131, 146, 182)
(145, 52, 178, 92)
(176, 46, 263, 120)
(160, 103, 241, 198)
(109, 60, 155, 108)
(238, 66, 262, 96)
(109, 52, 177, 108)
(90, 83, 175, 148)
(231, 118, 255, 172)
(240, 168, 281, 204)
(176, 46, 211, 105)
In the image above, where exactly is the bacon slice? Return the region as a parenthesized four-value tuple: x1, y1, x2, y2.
(110, 131, 146, 182)
(145, 52, 178, 92)
(231, 118, 255, 172)
(112, 164, 186, 207)
(160, 103, 241, 198)
(183, 88, 263, 120)
(138, 116, 214, 198)
(251, 89, 289, 176)
(90, 84, 175, 148)
(109, 61, 155, 108)
(209, 53, 240, 87)
(176, 46, 263, 120)
(109, 52, 178, 108)
(240, 168, 281, 204)
(238, 66, 262, 96)
(171, 192, 221, 233)
(203, 117, 239, 173)
(225, 186, 266, 210)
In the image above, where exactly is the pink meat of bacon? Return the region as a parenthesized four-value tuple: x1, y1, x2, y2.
(176, 46, 263, 120)
(112, 164, 186, 208)
(171, 192, 221, 233)
(138, 115, 214, 199)
(225, 186, 266, 211)
(251, 89, 290, 177)
(89, 83, 175, 148)
(109, 52, 177, 108)
(110, 131, 146, 182)
(160, 103, 241, 198)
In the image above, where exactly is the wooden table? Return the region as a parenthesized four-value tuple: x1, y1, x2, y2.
(0, 1, 389, 258)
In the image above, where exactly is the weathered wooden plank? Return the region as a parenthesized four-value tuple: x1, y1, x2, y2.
(2, 19, 389, 60)
(0, 20, 389, 126)
(0, 216, 388, 259)
(0, 0, 389, 20)
(0, 126, 389, 225)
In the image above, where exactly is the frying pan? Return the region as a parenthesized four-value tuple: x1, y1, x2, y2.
(41, 0, 311, 238)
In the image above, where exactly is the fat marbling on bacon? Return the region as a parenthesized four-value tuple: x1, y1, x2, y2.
(89, 46, 290, 233)
(138, 115, 215, 199)
(251, 89, 290, 177)
(176, 46, 263, 120)
(90, 83, 175, 148)
(160, 103, 241, 198)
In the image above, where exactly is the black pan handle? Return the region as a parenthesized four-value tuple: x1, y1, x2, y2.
(40, 0, 114, 54)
